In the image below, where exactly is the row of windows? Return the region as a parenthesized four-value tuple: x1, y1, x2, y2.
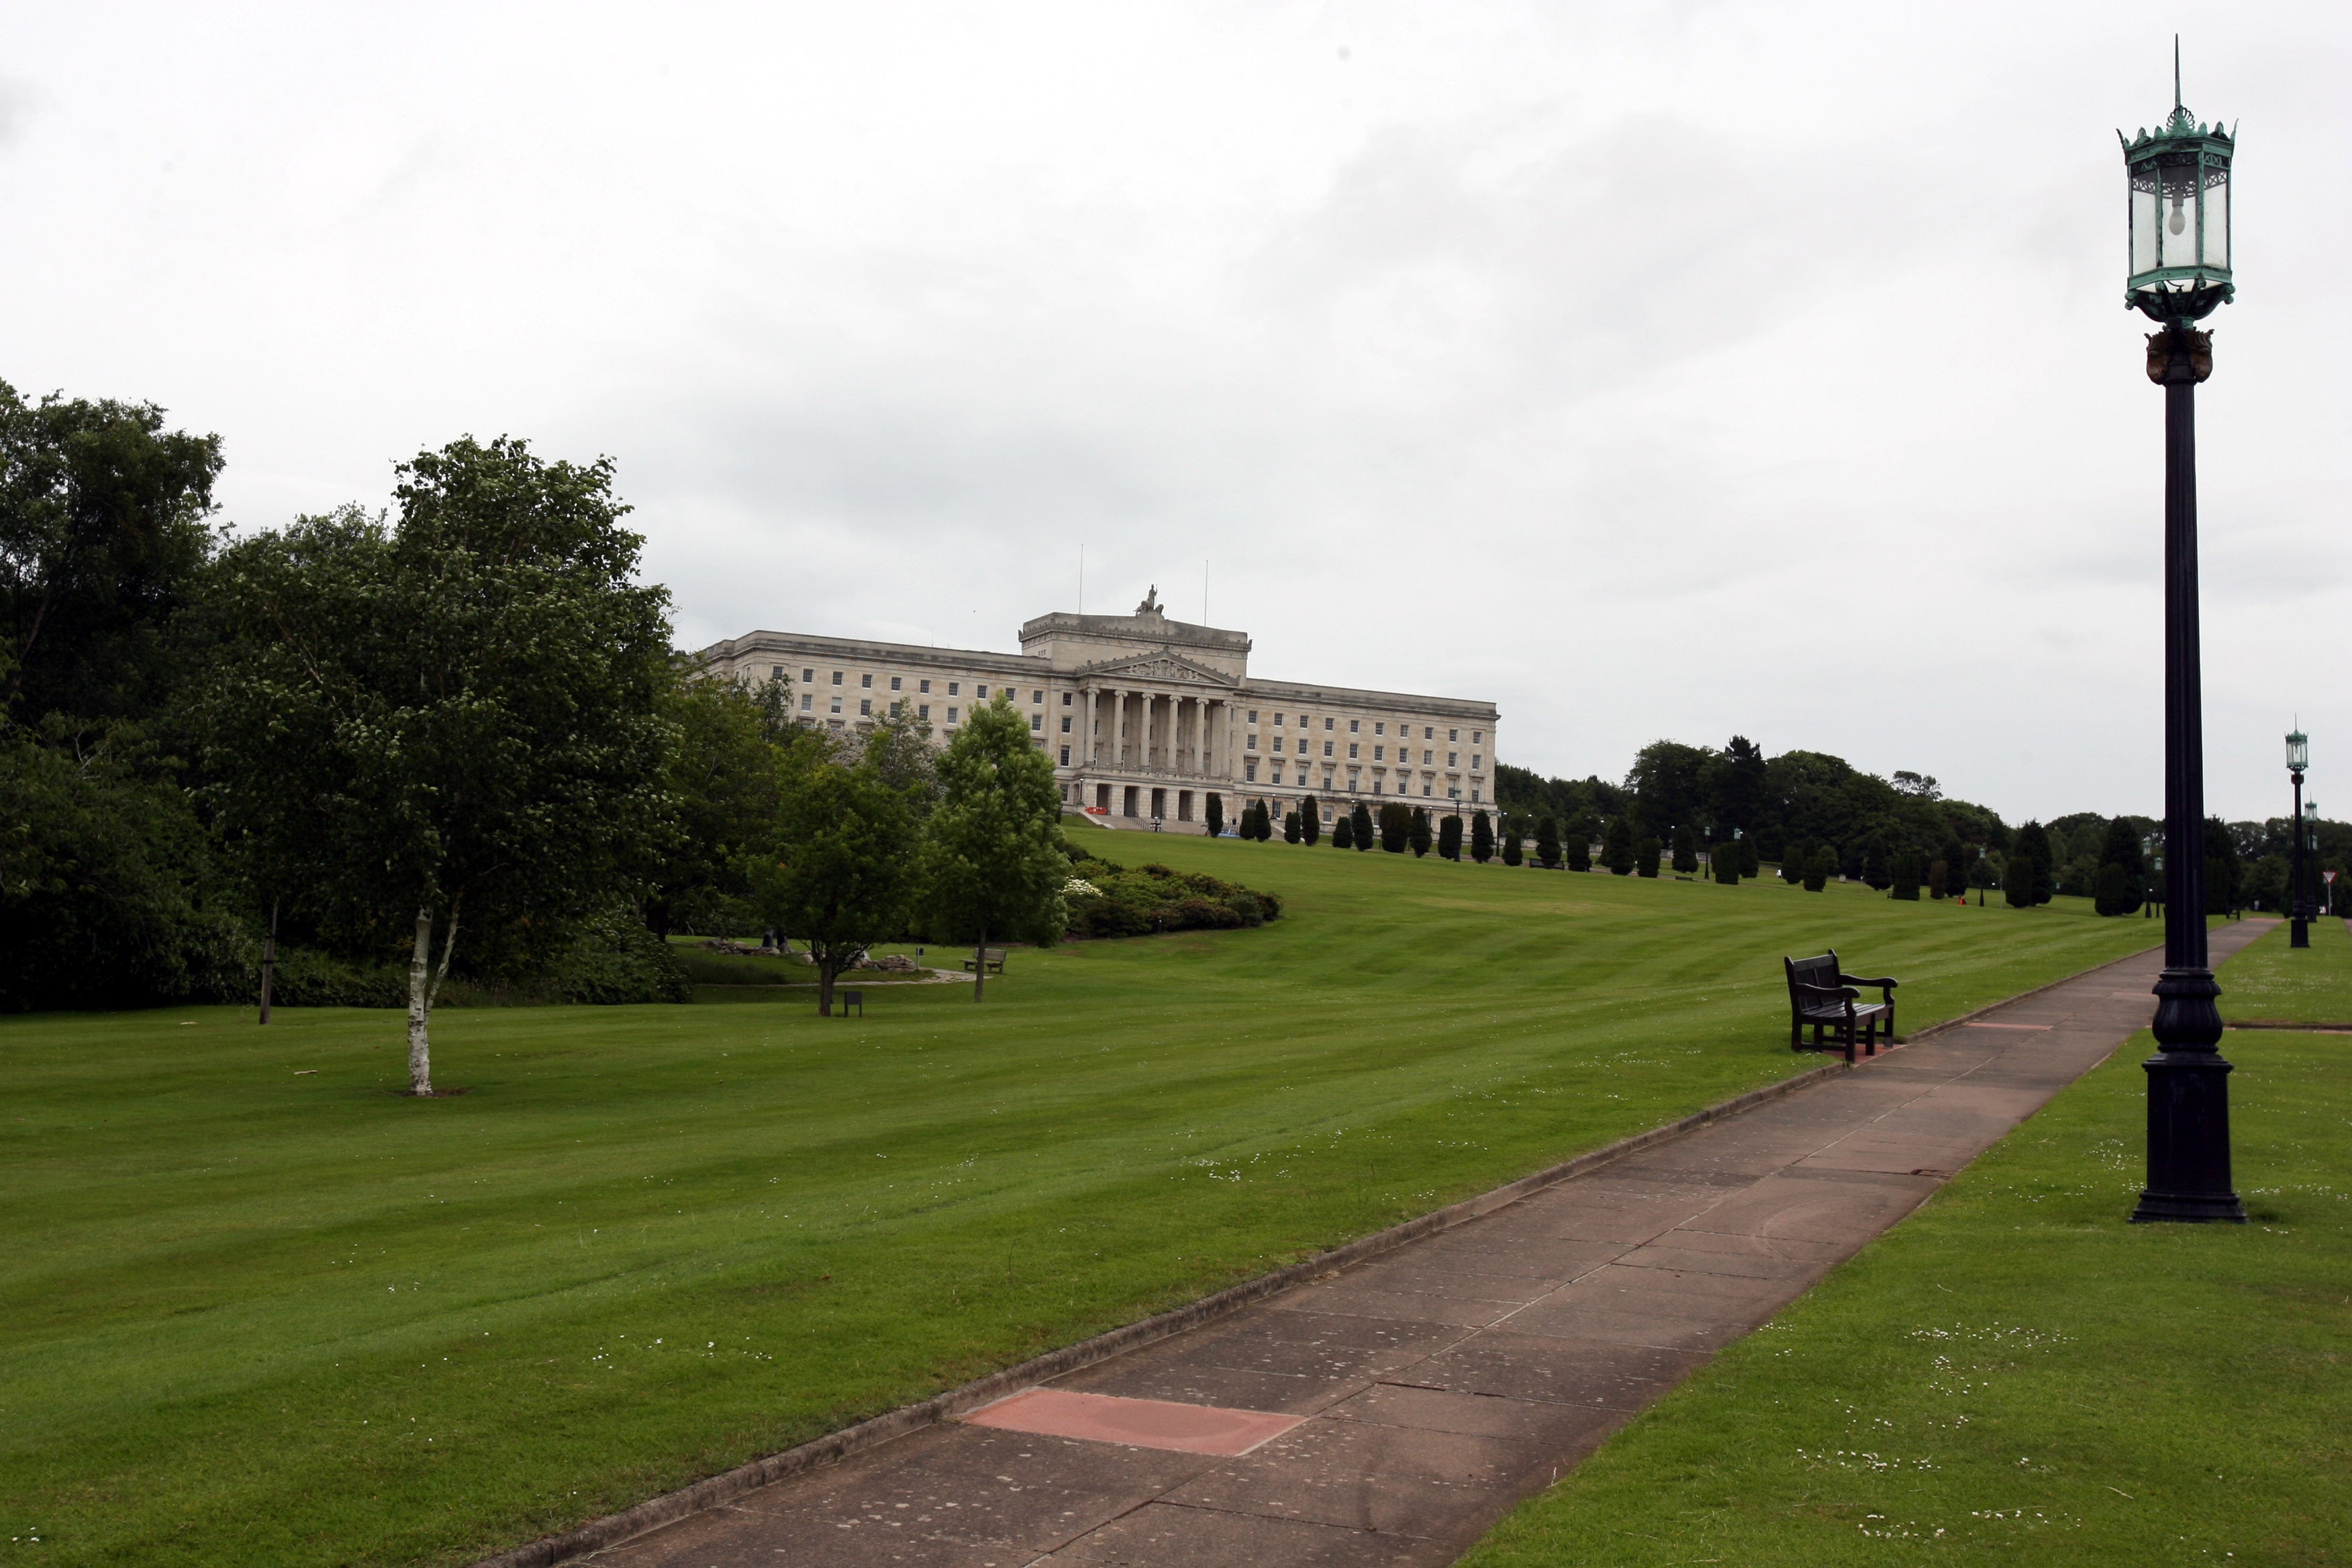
(802, 693, 969, 725)
(1241, 709, 1484, 746)
(1242, 733, 1483, 770)
(774, 663, 1054, 705)
(1238, 757, 1481, 802)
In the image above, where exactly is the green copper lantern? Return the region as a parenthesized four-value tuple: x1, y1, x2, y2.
(2121, 54, 2235, 322)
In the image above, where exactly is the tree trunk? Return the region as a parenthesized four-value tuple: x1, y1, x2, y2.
(406, 905, 434, 1095)
(972, 924, 987, 1002)
(818, 958, 834, 1017)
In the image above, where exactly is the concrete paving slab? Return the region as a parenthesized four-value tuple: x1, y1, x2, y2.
(964, 1389, 1303, 1457)
(535, 921, 2273, 1568)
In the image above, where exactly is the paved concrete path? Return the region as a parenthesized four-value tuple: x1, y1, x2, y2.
(587, 924, 2271, 1568)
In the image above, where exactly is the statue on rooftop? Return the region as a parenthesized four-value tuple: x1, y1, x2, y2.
(1136, 585, 1161, 614)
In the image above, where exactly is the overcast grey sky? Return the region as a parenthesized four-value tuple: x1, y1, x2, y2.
(3, 3, 2345, 824)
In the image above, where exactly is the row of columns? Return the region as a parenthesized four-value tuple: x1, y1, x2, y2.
(1079, 686, 1230, 777)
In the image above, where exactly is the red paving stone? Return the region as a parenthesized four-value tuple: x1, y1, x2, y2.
(551, 922, 2275, 1568)
(963, 1389, 1303, 1457)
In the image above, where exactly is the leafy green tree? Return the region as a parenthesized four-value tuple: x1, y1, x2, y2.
(864, 697, 941, 813)
(1351, 800, 1373, 852)
(1536, 816, 1562, 869)
(752, 757, 917, 1016)
(1626, 739, 1713, 840)
(640, 671, 793, 940)
(1634, 834, 1661, 878)
(921, 695, 1067, 1001)
(1283, 809, 1301, 844)
(1409, 806, 1432, 858)
(202, 438, 673, 1093)
(1601, 816, 1632, 875)
(1703, 735, 1769, 843)
(1437, 812, 1462, 861)
(1332, 812, 1355, 850)
(1470, 810, 1493, 863)
(1299, 793, 1322, 845)
(1671, 823, 1698, 874)
(1204, 791, 1224, 836)
(2204, 815, 2241, 914)
(2, 379, 224, 731)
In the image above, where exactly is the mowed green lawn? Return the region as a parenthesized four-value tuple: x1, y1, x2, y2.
(4, 838, 2180, 1567)
(1463, 916, 2351, 1568)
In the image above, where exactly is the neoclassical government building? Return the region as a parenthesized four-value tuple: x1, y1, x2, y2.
(697, 591, 1499, 830)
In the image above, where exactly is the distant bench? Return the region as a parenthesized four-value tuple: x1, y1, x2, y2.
(963, 948, 1008, 976)
(1784, 950, 1898, 1063)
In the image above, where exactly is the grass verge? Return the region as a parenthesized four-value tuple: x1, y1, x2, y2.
(4, 840, 2194, 1566)
(1461, 924, 2349, 1567)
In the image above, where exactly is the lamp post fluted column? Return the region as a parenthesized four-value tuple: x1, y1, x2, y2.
(2130, 318, 2245, 1225)
(2288, 762, 2310, 947)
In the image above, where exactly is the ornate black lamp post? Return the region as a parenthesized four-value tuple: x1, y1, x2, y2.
(2286, 728, 2310, 946)
(2124, 58, 2246, 1224)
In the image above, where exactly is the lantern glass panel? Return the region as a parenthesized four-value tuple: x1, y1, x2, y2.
(2204, 164, 2228, 269)
(2158, 160, 2202, 271)
(2130, 176, 2160, 275)
(2286, 731, 2308, 772)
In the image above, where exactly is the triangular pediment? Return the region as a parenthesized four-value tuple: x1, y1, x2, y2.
(1079, 651, 1238, 687)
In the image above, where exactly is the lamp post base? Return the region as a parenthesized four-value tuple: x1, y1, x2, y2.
(2290, 914, 2310, 948)
(2131, 1046, 2247, 1224)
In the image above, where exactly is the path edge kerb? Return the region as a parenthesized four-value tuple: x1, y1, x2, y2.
(471, 934, 2209, 1568)
(467, 1062, 1851, 1568)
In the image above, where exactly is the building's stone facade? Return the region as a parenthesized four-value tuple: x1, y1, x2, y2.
(696, 589, 1499, 828)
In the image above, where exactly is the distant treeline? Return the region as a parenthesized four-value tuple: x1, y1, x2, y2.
(1498, 740, 2348, 914)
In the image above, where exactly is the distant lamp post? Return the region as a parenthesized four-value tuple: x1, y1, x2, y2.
(2286, 728, 2309, 947)
(2124, 50, 2245, 1224)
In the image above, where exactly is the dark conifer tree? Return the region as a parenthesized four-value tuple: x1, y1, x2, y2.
(1299, 794, 1322, 846)
(1332, 814, 1355, 850)
(1804, 847, 1832, 892)
(1671, 824, 1698, 874)
(1283, 809, 1301, 844)
(1204, 793, 1224, 837)
(1565, 814, 1593, 872)
(1470, 810, 1494, 863)
(1536, 816, 1562, 869)
(1410, 807, 1432, 857)
(1738, 836, 1759, 877)
(1602, 815, 1634, 875)
(1634, 835, 1661, 878)
(1438, 814, 1463, 861)
(1890, 851, 1922, 900)
(1351, 801, 1374, 852)
(1501, 824, 1524, 866)
(1378, 801, 1410, 853)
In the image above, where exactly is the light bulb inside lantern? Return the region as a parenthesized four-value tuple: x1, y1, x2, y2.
(2167, 199, 2187, 235)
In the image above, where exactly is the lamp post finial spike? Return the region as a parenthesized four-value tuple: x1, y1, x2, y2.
(2174, 35, 2182, 112)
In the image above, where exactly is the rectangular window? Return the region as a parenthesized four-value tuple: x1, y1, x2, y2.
(1349, 743, 1359, 759)
(1030, 714, 1042, 731)
(921, 679, 932, 694)
(890, 676, 902, 691)
(769, 664, 783, 681)
(1059, 746, 1071, 765)
(1273, 738, 1284, 752)
(831, 671, 843, 685)
(1473, 730, 1483, 743)
(1449, 728, 1459, 742)
(1374, 722, 1385, 735)
(1373, 745, 1384, 761)
(1271, 767, 1284, 785)
(1273, 714, 1283, 726)
(830, 697, 842, 714)
(861, 673, 873, 689)
(1323, 741, 1333, 757)
(1297, 714, 1308, 727)
(1448, 752, 1459, 767)
(1324, 717, 1334, 730)
(1472, 755, 1482, 770)
(1246, 734, 1259, 752)
(859, 699, 872, 716)
(1062, 691, 1072, 705)
(1247, 710, 1259, 724)
(976, 684, 989, 700)
(919, 704, 930, 720)
(1245, 761, 1258, 782)
(801, 667, 814, 683)
(1422, 750, 1432, 765)
(946, 706, 959, 724)
(1349, 720, 1360, 734)
(1060, 716, 1072, 732)
(948, 682, 960, 695)
(1032, 689, 1044, 704)
(801, 694, 813, 712)
(1471, 788, 1481, 803)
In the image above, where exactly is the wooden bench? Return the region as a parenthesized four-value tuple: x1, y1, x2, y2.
(1784, 950, 1898, 1063)
(963, 949, 1007, 976)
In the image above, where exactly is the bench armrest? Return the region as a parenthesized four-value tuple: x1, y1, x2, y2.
(1839, 975, 1898, 989)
